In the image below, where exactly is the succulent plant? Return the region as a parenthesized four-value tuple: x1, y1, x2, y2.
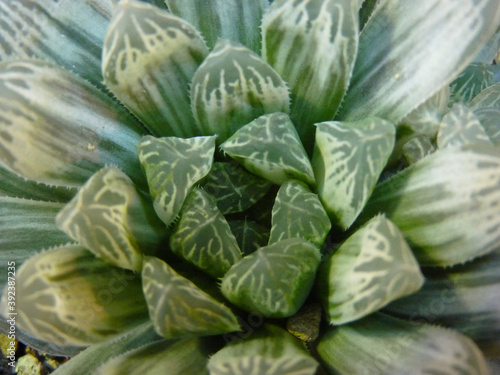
(0, 0, 500, 374)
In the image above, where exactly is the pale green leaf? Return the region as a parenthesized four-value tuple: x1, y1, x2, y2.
(201, 162, 272, 214)
(0, 245, 149, 346)
(0, 59, 147, 190)
(385, 248, 500, 356)
(228, 219, 270, 256)
(317, 313, 490, 375)
(191, 39, 290, 142)
(313, 117, 395, 230)
(221, 238, 321, 318)
(437, 103, 492, 148)
(97, 338, 211, 375)
(262, 0, 358, 150)
(221, 112, 315, 186)
(169, 188, 242, 279)
(402, 135, 436, 165)
(0, 0, 113, 88)
(166, 0, 268, 53)
(360, 145, 500, 267)
(317, 215, 423, 325)
(102, 0, 208, 137)
(474, 107, 500, 146)
(473, 29, 500, 64)
(56, 167, 167, 271)
(469, 82, 500, 110)
(142, 256, 240, 339)
(269, 179, 330, 248)
(208, 324, 318, 375)
(449, 63, 494, 105)
(137, 135, 216, 226)
(338, 0, 500, 122)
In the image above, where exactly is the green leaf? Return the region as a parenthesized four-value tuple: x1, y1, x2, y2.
(338, 0, 500, 122)
(221, 112, 315, 186)
(262, 0, 358, 150)
(102, 0, 208, 138)
(402, 135, 436, 165)
(313, 117, 395, 230)
(437, 103, 492, 148)
(228, 219, 270, 256)
(137, 135, 216, 226)
(0, 245, 149, 346)
(360, 145, 500, 267)
(201, 162, 272, 214)
(169, 188, 242, 279)
(385, 248, 500, 356)
(318, 215, 423, 324)
(142, 256, 240, 339)
(166, 0, 268, 53)
(449, 63, 494, 105)
(0, 59, 147, 190)
(56, 167, 167, 272)
(0, 0, 113, 88)
(469, 82, 500, 110)
(191, 39, 290, 142)
(474, 107, 500, 146)
(97, 338, 211, 375)
(317, 313, 490, 375)
(208, 324, 318, 375)
(221, 238, 321, 318)
(269, 179, 330, 248)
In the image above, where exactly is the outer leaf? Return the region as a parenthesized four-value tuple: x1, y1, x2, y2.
(142, 256, 240, 339)
(97, 338, 211, 375)
(313, 118, 395, 229)
(169, 188, 242, 279)
(137, 135, 216, 226)
(0, 245, 149, 346)
(208, 324, 318, 375)
(228, 219, 270, 256)
(437, 103, 492, 148)
(201, 162, 272, 214)
(317, 215, 423, 325)
(449, 63, 494, 105)
(262, 0, 358, 150)
(166, 0, 268, 53)
(221, 112, 315, 186)
(191, 39, 290, 142)
(317, 313, 490, 375)
(269, 180, 330, 248)
(360, 145, 500, 267)
(102, 0, 208, 137)
(221, 238, 321, 318)
(56, 167, 167, 271)
(338, 0, 500, 122)
(0, 0, 113, 87)
(0, 59, 147, 190)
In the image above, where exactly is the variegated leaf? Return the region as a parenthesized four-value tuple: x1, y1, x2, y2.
(166, 0, 268, 53)
(338, 0, 500, 122)
(469, 82, 500, 110)
(208, 324, 318, 375)
(201, 162, 272, 214)
(449, 63, 494, 105)
(221, 238, 321, 318)
(0, 0, 113, 88)
(221, 112, 315, 186)
(402, 135, 435, 165)
(137, 135, 216, 226)
(269, 180, 330, 248)
(56, 167, 167, 272)
(102, 0, 208, 137)
(0, 59, 147, 190)
(262, 0, 358, 150)
(0, 245, 149, 346)
(437, 103, 492, 148)
(360, 145, 500, 267)
(313, 117, 395, 230)
(474, 107, 500, 146)
(385, 248, 500, 356)
(191, 39, 290, 142)
(317, 313, 490, 375)
(169, 188, 242, 279)
(228, 219, 270, 256)
(142, 256, 240, 339)
(317, 215, 423, 325)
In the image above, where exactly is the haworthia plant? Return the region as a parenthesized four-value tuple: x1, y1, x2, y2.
(317, 215, 424, 325)
(137, 135, 216, 226)
(141, 256, 240, 339)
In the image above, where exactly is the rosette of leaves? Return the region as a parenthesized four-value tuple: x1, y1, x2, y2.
(0, 0, 500, 374)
